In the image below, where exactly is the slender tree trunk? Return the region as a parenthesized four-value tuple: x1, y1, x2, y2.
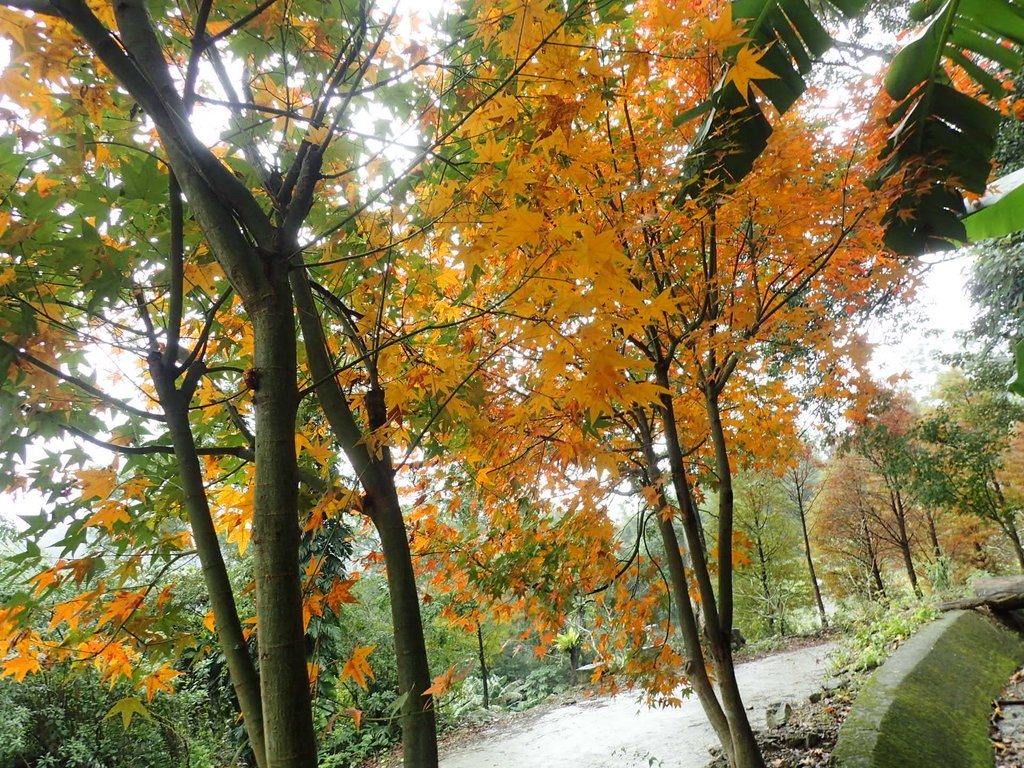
(291, 267, 438, 768)
(373, 491, 438, 768)
(794, 494, 827, 628)
(636, 416, 735, 766)
(476, 622, 490, 710)
(1000, 519, 1024, 573)
(652, 374, 764, 768)
(152, 369, 267, 768)
(704, 387, 764, 768)
(251, 282, 318, 768)
(926, 511, 943, 560)
(890, 490, 921, 597)
(755, 536, 775, 635)
(860, 511, 885, 600)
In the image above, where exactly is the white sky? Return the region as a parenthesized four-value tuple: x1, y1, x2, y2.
(868, 252, 976, 396)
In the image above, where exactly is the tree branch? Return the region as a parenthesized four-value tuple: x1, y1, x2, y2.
(1, 340, 165, 423)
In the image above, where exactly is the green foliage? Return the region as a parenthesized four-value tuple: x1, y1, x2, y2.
(872, 0, 1024, 253)
(676, 0, 866, 200)
(832, 597, 939, 672)
(913, 365, 1024, 541)
(967, 241, 1024, 354)
(729, 472, 815, 638)
(0, 664, 237, 768)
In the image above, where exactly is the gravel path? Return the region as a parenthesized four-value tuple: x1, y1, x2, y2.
(440, 642, 837, 768)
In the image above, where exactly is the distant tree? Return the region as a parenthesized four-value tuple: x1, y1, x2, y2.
(842, 391, 924, 597)
(732, 472, 808, 637)
(915, 366, 1024, 571)
(783, 443, 829, 627)
(815, 456, 888, 601)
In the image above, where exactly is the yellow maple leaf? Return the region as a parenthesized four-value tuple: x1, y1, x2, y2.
(48, 597, 89, 631)
(77, 467, 117, 500)
(700, 4, 747, 52)
(104, 696, 150, 729)
(306, 124, 329, 146)
(30, 566, 63, 596)
(726, 45, 779, 103)
(85, 500, 132, 533)
(340, 645, 376, 690)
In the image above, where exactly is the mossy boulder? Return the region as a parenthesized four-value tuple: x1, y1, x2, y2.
(833, 610, 1024, 768)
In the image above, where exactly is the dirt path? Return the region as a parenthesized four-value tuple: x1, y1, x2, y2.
(440, 642, 837, 768)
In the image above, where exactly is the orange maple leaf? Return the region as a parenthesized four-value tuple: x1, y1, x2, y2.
(324, 578, 360, 613)
(1, 653, 41, 682)
(140, 664, 180, 701)
(346, 707, 363, 730)
(726, 45, 779, 103)
(422, 665, 459, 698)
(341, 645, 376, 690)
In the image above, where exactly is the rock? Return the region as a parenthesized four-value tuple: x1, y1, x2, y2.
(784, 733, 806, 748)
(766, 700, 793, 729)
(822, 676, 848, 692)
(808, 691, 823, 704)
(731, 628, 747, 651)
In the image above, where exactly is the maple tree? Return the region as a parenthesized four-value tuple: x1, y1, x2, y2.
(0, 0, 1021, 767)
(814, 454, 893, 601)
(400, 0, 915, 765)
(0, 0, 571, 765)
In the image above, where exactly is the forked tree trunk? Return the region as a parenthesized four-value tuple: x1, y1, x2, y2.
(636, 415, 735, 764)
(650, 372, 766, 768)
(704, 389, 765, 768)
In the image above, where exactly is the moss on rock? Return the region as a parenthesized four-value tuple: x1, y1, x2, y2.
(833, 610, 1024, 768)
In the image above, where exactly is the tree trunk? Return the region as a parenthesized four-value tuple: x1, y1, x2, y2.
(250, 287, 319, 768)
(290, 267, 438, 768)
(755, 536, 775, 635)
(891, 489, 921, 597)
(636, 415, 735, 765)
(152, 368, 267, 768)
(704, 389, 765, 768)
(477, 622, 490, 709)
(373, 492, 439, 768)
(653, 376, 765, 768)
(860, 511, 885, 600)
(1001, 519, 1024, 573)
(794, 492, 827, 628)
(926, 511, 943, 560)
